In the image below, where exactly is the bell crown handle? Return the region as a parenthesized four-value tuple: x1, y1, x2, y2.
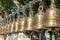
(29, 11, 33, 18)
(22, 14, 26, 20)
(38, 5, 44, 13)
(23, 12, 27, 18)
(38, 0, 44, 13)
(21, 8, 27, 20)
(50, 0, 56, 8)
(51, 0, 54, 3)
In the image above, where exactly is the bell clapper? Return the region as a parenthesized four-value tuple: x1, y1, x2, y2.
(51, 28, 56, 40)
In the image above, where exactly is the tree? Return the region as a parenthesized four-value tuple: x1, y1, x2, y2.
(0, 0, 60, 13)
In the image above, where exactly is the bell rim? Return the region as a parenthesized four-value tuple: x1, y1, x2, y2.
(44, 26, 60, 28)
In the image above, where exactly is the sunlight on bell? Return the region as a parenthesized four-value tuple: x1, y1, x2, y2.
(28, 18, 32, 29)
(48, 20, 56, 26)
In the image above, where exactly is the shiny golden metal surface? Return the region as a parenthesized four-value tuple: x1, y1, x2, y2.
(0, 24, 2, 34)
(24, 11, 33, 31)
(33, 6, 47, 30)
(1, 26, 3, 34)
(2, 23, 7, 34)
(0, 28, 2, 34)
(18, 15, 25, 32)
(14, 18, 19, 32)
(5, 24, 7, 34)
(8, 22, 12, 33)
(1, 23, 5, 34)
(2, 25, 5, 34)
(6, 23, 9, 33)
(11, 19, 15, 32)
(0, 28, 1, 34)
(45, 1, 60, 28)
(1, 27, 4, 34)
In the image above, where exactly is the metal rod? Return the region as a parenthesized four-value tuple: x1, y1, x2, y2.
(17, 0, 39, 12)
(13, 0, 20, 8)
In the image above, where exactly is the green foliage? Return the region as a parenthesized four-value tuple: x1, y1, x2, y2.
(55, 0, 60, 9)
(0, 0, 32, 10)
(57, 36, 60, 40)
(0, 0, 60, 10)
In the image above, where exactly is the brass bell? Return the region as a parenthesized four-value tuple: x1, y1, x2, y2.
(8, 14, 15, 33)
(24, 11, 33, 31)
(1, 27, 4, 34)
(6, 22, 9, 33)
(0, 25, 1, 33)
(45, 0, 60, 28)
(5, 18, 10, 33)
(0, 28, 2, 34)
(0, 28, 1, 33)
(1, 23, 4, 34)
(12, 17, 15, 32)
(0, 28, 1, 34)
(33, 6, 46, 30)
(2, 27, 5, 34)
(4, 22, 8, 33)
(0, 24, 2, 34)
(3, 24, 5, 34)
(7, 14, 12, 33)
(3, 27, 5, 34)
(9, 18, 13, 33)
(18, 15, 25, 32)
(14, 16, 19, 32)
(5, 24, 7, 34)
